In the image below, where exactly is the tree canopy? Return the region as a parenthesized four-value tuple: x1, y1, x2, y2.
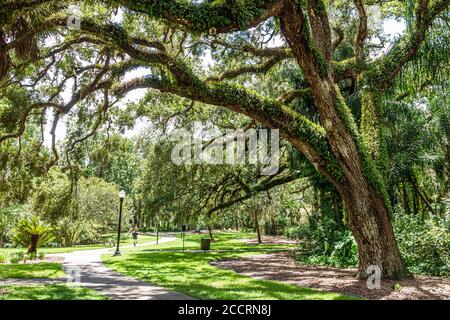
(0, 0, 448, 279)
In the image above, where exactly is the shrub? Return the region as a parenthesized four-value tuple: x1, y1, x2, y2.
(0, 251, 7, 263)
(328, 230, 358, 267)
(24, 252, 35, 261)
(285, 215, 357, 268)
(45, 242, 60, 248)
(0, 206, 23, 248)
(287, 208, 449, 276)
(12, 216, 53, 255)
(393, 210, 449, 276)
(9, 252, 24, 264)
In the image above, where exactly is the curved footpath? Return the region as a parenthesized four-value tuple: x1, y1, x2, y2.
(57, 236, 194, 300)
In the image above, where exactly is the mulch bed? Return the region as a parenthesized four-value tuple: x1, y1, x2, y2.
(211, 252, 450, 300)
(243, 235, 298, 245)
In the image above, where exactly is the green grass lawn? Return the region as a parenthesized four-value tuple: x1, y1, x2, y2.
(0, 285, 107, 300)
(0, 258, 107, 300)
(125, 231, 296, 252)
(103, 232, 354, 300)
(0, 234, 156, 255)
(0, 232, 158, 280)
(0, 262, 65, 279)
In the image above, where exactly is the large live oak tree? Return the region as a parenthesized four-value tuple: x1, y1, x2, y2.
(1, 0, 449, 279)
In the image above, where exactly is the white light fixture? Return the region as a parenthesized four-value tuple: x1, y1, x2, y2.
(119, 190, 126, 199)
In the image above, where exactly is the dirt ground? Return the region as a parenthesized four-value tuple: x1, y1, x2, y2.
(243, 235, 298, 245)
(212, 252, 450, 300)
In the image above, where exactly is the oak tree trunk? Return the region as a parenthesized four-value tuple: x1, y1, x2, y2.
(340, 185, 409, 279)
(278, 1, 409, 279)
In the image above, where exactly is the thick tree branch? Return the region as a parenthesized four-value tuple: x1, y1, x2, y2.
(0, 102, 62, 144)
(206, 56, 284, 82)
(353, 0, 368, 63)
(206, 171, 301, 215)
(3, 9, 343, 188)
(210, 39, 290, 57)
(276, 88, 310, 104)
(113, 73, 341, 188)
(367, 0, 450, 89)
(332, 26, 345, 52)
(109, 0, 283, 34)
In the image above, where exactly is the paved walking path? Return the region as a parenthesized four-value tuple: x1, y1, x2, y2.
(58, 237, 194, 300)
(3, 237, 194, 300)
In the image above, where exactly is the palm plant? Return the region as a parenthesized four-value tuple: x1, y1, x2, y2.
(13, 216, 53, 255)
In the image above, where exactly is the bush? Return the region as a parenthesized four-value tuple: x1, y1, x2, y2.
(9, 252, 24, 264)
(328, 230, 358, 267)
(45, 242, 60, 248)
(23, 253, 32, 263)
(393, 210, 449, 276)
(286, 208, 449, 276)
(0, 251, 7, 263)
(12, 216, 53, 255)
(53, 217, 105, 246)
(285, 215, 357, 268)
(33, 174, 123, 246)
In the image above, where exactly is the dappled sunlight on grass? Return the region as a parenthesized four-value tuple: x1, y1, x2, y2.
(0, 284, 107, 300)
(0, 262, 65, 279)
(1, 235, 156, 255)
(103, 232, 353, 300)
(131, 232, 296, 253)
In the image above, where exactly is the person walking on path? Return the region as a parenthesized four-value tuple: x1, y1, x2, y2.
(129, 227, 139, 247)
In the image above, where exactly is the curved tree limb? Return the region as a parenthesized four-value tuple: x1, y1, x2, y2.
(367, 0, 450, 89)
(206, 170, 302, 216)
(108, 0, 284, 34)
(353, 0, 368, 63)
(206, 56, 285, 82)
(0, 102, 63, 144)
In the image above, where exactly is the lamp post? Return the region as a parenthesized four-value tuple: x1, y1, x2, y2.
(181, 224, 186, 252)
(113, 190, 126, 256)
(156, 219, 159, 245)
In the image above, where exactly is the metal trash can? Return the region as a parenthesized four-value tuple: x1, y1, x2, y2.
(201, 238, 211, 251)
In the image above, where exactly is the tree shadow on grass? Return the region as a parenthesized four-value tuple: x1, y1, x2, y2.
(213, 253, 450, 300)
(0, 284, 105, 300)
(0, 263, 64, 279)
(104, 251, 354, 300)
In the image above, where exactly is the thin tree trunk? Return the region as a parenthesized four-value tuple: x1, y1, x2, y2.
(410, 175, 436, 217)
(270, 216, 276, 235)
(334, 196, 344, 230)
(254, 212, 262, 244)
(207, 225, 214, 242)
(412, 182, 418, 214)
(402, 181, 411, 215)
